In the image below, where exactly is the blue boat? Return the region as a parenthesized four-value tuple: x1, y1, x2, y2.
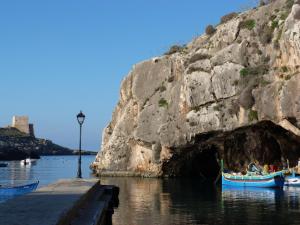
(221, 160, 285, 188)
(222, 172, 285, 188)
(0, 181, 39, 196)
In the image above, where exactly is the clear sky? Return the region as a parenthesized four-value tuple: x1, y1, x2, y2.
(0, 0, 256, 151)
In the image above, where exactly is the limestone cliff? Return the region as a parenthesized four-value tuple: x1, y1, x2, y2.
(93, 0, 300, 178)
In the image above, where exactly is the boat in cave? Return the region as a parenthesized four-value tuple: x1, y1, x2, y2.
(221, 161, 285, 188)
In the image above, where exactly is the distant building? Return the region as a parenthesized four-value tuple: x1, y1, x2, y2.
(12, 116, 35, 137)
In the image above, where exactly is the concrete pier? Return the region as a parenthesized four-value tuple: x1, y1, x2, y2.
(0, 179, 119, 225)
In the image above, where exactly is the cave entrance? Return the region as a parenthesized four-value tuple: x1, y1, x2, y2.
(183, 149, 220, 179)
(163, 145, 221, 180)
(162, 121, 300, 179)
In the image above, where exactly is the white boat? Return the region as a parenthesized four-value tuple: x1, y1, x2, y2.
(20, 158, 37, 166)
(285, 172, 300, 187)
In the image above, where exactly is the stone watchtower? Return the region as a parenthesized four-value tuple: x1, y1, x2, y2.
(12, 116, 35, 137)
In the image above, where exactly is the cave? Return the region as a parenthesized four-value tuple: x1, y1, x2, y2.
(162, 121, 300, 180)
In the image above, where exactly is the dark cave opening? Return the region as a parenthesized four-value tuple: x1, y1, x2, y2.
(162, 145, 221, 180)
(162, 121, 300, 179)
(181, 148, 220, 179)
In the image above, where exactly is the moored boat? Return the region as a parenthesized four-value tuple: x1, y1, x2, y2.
(221, 160, 285, 188)
(20, 158, 37, 166)
(0, 181, 39, 196)
(285, 171, 300, 187)
(222, 172, 285, 188)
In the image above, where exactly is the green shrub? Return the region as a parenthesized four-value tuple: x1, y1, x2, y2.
(248, 110, 258, 122)
(281, 66, 288, 72)
(286, 0, 294, 9)
(158, 98, 168, 107)
(205, 25, 216, 35)
(220, 12, 238, 24)
(240, 65, 269, 78)
(165, 45, 186, 55)
(280, 12, 289, 20)
(239, 19, 256, 30)
(271, 20, 279, 30)
(240, 68, 249, 77)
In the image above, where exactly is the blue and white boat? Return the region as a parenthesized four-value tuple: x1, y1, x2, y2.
(222, 172, 285, 188)
(285, 171, 300, 187)
(0, 181, 39, 196)
(221, 161, 285, 188)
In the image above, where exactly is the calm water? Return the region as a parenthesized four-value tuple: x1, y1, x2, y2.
(0, 155, 95, 202)
(101, 177, 300, 225)
(2, 157, 300, 224)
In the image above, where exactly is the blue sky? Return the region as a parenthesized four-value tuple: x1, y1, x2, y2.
(0, 0, 256, 151)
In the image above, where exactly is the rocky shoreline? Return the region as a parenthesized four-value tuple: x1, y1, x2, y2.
(0, 127, 96, 160)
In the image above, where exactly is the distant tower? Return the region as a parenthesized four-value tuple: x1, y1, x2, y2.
(12, 116, 35, 137)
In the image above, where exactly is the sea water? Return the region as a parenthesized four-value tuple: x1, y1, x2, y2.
(1, 156, 300, 224)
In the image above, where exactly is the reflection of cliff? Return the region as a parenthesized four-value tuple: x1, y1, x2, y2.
(100, 178, 300, 225)
(101, 178, 221, 225)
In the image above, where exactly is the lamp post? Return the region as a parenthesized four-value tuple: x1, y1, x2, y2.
(76, 110, 85, 178)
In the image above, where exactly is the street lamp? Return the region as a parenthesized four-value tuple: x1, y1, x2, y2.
(76, 110, 85, 178)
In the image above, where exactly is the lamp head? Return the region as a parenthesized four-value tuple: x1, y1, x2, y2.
(77, 111, 85, 125)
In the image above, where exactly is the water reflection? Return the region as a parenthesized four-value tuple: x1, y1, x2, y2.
(101, 177, 300, 225)
(0, 156, 95, 187)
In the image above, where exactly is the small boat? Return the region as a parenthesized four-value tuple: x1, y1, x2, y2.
(0, 181, 39, 196)
(0, 162, 8, 167)
(221, 160, 285, 188)
(222, 172, 285, 188)
(20, 158, 37, 166)
(285, 171, 300, 187)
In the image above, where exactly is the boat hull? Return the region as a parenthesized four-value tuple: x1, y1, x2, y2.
(0, 181, 39, 196)
(222, 175, 284, 188)
(285, 176, 300, 187)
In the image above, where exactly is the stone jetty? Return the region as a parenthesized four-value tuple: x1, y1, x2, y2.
(0, 179, 119, 225)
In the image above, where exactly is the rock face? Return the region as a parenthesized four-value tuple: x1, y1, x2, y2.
(0, 128, 75, 160)
(93, 0, 300, 178)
